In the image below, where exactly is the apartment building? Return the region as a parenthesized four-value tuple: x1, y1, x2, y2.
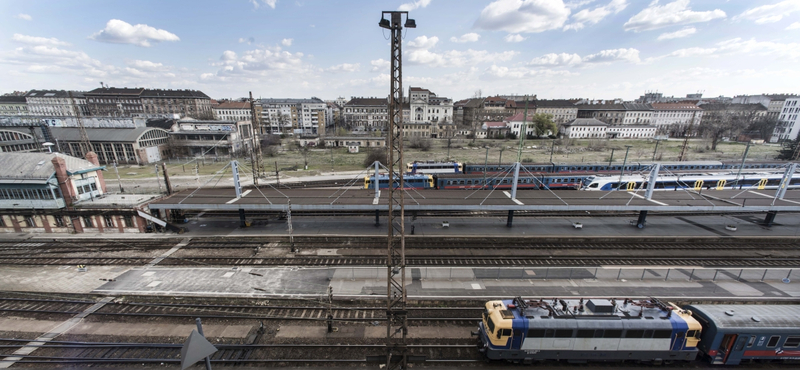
(25, 90, 89, 117)
(84, 87, 213, 119)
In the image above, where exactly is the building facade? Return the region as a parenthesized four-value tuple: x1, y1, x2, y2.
(25, 90, 88, 117)
(0, 96, 29, 117)
(258, 98, 325, 135)
(169, 119, 254, 157)
(650, 103, 703, 136)
(535, 100, 578, 125)
(52, 127, 171, 164)
(559, 118, 608, 138)
(607, 125, 657, 139)
(213, 101, 252, 122)
(83, 87, 213, 119)
(772, 97, 800, 142)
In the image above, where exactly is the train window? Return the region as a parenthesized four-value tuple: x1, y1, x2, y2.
(499, 329, 512, 338)
(625, 330, 644, 338)
(653, 330, 672, 339)
(577, 329, 594, 338)
(555, 330, 574, 338)
(767, 336, 781, 347)
(735, 338, 747, 351)
(545, 329, 555, 337)
(747, 336, 756, 347)
(604, 330, 622, 338)
(486, 317, 495, 332)
(687, 330, 699, 338)
(527, 329, 545, 337)
(589, 183, 599, 189)
(643, 330, 654, 338)
(594, 330, 604, 338)
(784, 336, 800, 348)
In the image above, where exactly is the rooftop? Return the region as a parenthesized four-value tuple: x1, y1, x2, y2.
(25, 90, 85, 99)
(0, 96, 27, 103)
(50, 127, 168, 142)
(215, 101, 251, 110)
(344, 97, 388, 107)
(563, 118, 609, 127)
(650, 103, 702, 110)
(0, 152, 103, 181)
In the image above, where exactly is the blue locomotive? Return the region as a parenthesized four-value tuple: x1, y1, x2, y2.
(475, 297, 701, 364)
(364, 174, 434, 189)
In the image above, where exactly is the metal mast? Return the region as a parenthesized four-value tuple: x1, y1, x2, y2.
(678, 111, 696, 161)
(249, 91, 262, 185)
(68, 91, 92, 156)
(379, 10, 414, 370)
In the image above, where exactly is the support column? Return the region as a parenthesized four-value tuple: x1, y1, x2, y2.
(510, 162, 520, 200)
(506, 210, 514, 228)
(636, 210, 648, 229)
(239, 209, 247, 228)
(764, 211, 777, 227)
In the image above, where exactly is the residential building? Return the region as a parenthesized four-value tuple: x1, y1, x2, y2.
(650, 103, 703, 136)
(258, 98, 325, 135)
(213, 101, 252, 122)
(559, 118, 608, 138)
(343, 97, 388, 131)
(323, 136, 386, 148)
(83, 87, 213, 119)
(765, 94, 797, 120)
(453, 98, 484, 131)
(577, 103, 653, 125)
(0, 96, 29, 116)
(481, 121, 509, 139)
(535, 99, 578, 125)
(25, 90, 89, 117)
(51, 127, 171, 164)
(408, 87, 453, 125)
(772, 97, 800, 142)
(606, 125, 656, 139)
(169, 119, 254, 158)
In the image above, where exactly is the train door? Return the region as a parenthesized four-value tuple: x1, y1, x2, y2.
(671, 331, 686, 351)
(626, 181, 636, 191)
(512, 328, 525, 349)
(693, 180, 704, 191)
(712, 333, 737, 365)
(724, 335, 749, 365)
(758, 178, 768, 189)
(716, 179, 726, 190)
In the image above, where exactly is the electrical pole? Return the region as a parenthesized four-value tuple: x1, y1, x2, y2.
(679, 114, 696, 161)
(114, 163, 124, 193)
(68, 91, 92, 156)
(617, 145, 632, 191)
(249, 92, 262, 185)
(515, 96, 529, 163)
(379, 10, 414, 370)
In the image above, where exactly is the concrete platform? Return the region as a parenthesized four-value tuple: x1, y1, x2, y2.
(0, 318, 251, 338)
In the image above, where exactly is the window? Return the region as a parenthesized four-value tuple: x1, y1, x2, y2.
(785, 336, 800, 348)
(54, 215, 65, 227)
(528, 329, 545, 337)
(653, 330, 672, 339)
(123, 215, 134, 228)
(625, 330, 644, 338)
(498, 328, 511, 338)
(24, 215, 35, 228)
(83, 216, 94, 228)
(0, 217, 5, 227)
(767, 336, 781, 347)
(104, 215, 114, 228)
(555, 329, 574, 338)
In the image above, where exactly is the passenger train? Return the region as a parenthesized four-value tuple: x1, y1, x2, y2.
(581, 172, 800, 191)
(476, 298, 800, 365)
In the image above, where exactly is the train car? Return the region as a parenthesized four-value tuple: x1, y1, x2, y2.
(434, 174, 585, 190)
(581, 172, 800, 191)
(364, 174, 433, 189)
(464, 161, 792, 177)
(685, 304, 800, 365)
(475, 297, 701, 364)
(407, 161, 463, 174)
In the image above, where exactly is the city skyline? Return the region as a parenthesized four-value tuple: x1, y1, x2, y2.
(1, 0, 798, 101)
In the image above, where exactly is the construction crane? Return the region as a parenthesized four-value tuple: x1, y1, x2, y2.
(68, 91, 92, 156)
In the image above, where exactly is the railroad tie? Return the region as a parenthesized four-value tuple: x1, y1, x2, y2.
(0, 296, 115, 368)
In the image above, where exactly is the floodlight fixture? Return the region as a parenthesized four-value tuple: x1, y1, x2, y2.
(379, 18, 391, 29)
(404, 18, 416, 28)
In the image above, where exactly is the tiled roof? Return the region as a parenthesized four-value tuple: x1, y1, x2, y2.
(506, 112, 533, 122)
(700, 103, 767, 111)
(215, 101, 251, 109)
(484, 122, 506, 128)
(650, 103, 702, 110)
(563, 118, 608, 127)
(0, 96, 27, 103)
(344, 97, 388, 106)
(25, 90, 84, 98)
(535, 99, 578, 108)
(84, 87, 211, 99)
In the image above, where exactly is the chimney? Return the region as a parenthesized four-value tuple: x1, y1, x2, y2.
(84, 152, 108, 193)
(51, 155, 76, 206)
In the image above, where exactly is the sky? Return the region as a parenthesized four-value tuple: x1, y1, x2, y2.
(1, 0, 799, 102)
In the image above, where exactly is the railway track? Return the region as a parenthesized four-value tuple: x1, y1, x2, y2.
(0, 339, 479, 365)
(0, 255, 797, 267)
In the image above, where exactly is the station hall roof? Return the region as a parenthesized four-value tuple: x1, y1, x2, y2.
(0, 153, 103, 181)
(563, 118, 608, 127)
(50, 127, 168, 142)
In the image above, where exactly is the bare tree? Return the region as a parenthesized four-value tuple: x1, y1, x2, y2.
(747, 115, 779, 141)
(363, 148, 387, 167)
(698, 111, 750, 150)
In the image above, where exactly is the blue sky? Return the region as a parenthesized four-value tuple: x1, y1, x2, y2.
(1, 0, 799, 101)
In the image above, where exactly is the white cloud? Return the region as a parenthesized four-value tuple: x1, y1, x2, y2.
(450, 33, 480, 43)
(281, 38, 293, 46)
(788, 22, 800, 30)
(407, 48, 517, 68)
(528, 53, 582, 66)
(407, 35, 439, 49)
(12, 34, 70, 46)
(326, 63, 360, 73)
(583, 48, 640, 63)
(474, 0, 571, 33)
(250, 0, 277, 9)
(239, 37, 255, 44)
(207, 46, 310, 80)
(504, 34, 527, 42)
(654, 38, 800, 60)
(483, 65, 575, 79)
(624, 0, 726, 32)
(398, 0, 431, 11)
(90, 19, 180, 47)
(734, 1, 800, 24)
(15, 13, 32, 21)
(370, 58, 390, 72)
(127, 59, 168, 71)
(657, 27, 696, 40)
(564, 0, 628, 31)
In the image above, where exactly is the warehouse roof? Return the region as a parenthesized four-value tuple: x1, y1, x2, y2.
(0, 153, 102, 181)
(50, 127, 167, 142)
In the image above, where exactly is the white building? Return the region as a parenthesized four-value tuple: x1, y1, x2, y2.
(559, 118, 607, 138)
(772, 97, 800, 142)
(0, 96, 29, 116)
(213, 101, 251, 122)
(258, 98, 325, 136)
(25, 90, 88, 117)
(607, 125, 657, 139)
(408, 87, 453, 124)
(621, 103, 653, 125)
(650, 103, 703, 135)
